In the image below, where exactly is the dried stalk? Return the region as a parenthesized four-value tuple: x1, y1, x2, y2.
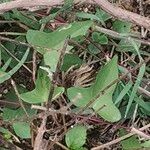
(94, 26, 150, 46)
(91, 123, 150, 150)
(0, 0, 149, 30)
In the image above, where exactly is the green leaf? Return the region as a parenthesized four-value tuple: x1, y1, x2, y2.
(113, 20, 132, 33)
(52, 86, 65, 100)
(98, 34, 108, 44)
(40, 0, 73, 24)
(27, 21, 92, 73)
(120, 129, 141, 150)
(40, 12, 57, 24)
(3, 107, 35, 138)
(61, 54, 83, 71)
(95, 9, 111, 25)
(88, 44, 100, 54)
(0, 0, 11, 3)
(130, 38, 142, 59)
(141, 140, 150, 148)
(43, 44, 73, 72)
(68, 56, 121, 122)
(76, 12, 100, 21)
(92, 32, 99, 42)
(68, 87, 92, 107)
(2, 107, 36, 121)
(92, 95, 121, 122)
(134, 96, 150, 113)
(20, 69, 64, 103)
(65, 125, 87, 149)
(13, 122, 30, 139)
(116, 39, 141, 53)
(4, 85, 27, 105)
(26, 21, 93, 51)
(92, 32, 108, 45)
(92, 56, 121, 122)
(92, 56, 118, 95)
(20, 69, 51, 103)
(12, 10, 40, 30)
(0, 127, 12, 140)
(44, 50, 60, 72)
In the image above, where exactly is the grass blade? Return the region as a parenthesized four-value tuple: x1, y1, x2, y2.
(0, 48, 29, 84)
(115, 81, 133, 105)
(125, 63, 146, 118)
(1, 58, 12, 71)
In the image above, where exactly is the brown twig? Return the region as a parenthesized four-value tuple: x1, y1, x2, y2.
(32, 50, 37, 84)
(0, 36, 31, 47)
(33, 37, 70, 149)
(54, 36, 70, 77)
(33, 114, 48, 150)
(0, 0, 63, 13)
(0, 20, 19, 24)
(138, 0, 148, 38)
(94, 26, 150, 46)
(131, 127, 150, 140)
(0, 134, 17, 150)
(55, 141, 69, 150)
(93, 0, 150, 30)
(0, 99, 20, 107)
(91, 123, 150, 150)
(138, 86, 150, 97)
(0, 0, 149, 30)
(11, 79, 29, 118)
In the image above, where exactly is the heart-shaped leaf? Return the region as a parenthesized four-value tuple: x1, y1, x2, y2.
(67, 56, 121, 122)
(26, 21, 92, 72)
(67, 87, 92, 107)
(20, 69, 51, 104)
(113, 20, 132, 33)
(120, 129, 141, 150)
(44, 50, 60, 72)
(26, 21, 93, 51)
(92, 56, 121, 122)
(2, 107, 36, 139)
(65, 125, 87, 149)
(61, 54, 83, 71)
(88, 44, 100, 54)
(13, 122, 31, 139)
(20, 69, 64, 104)
(92, 32, 108, 45)
(92, 94, 121, 122)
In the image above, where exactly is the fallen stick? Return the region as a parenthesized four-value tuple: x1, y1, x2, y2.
(0, 0, 63, 12)
(91, 123, 150, 150)
(94, 0, 150, 30)
(94, 26, 150, 46)
(0, 0, 149, 30)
